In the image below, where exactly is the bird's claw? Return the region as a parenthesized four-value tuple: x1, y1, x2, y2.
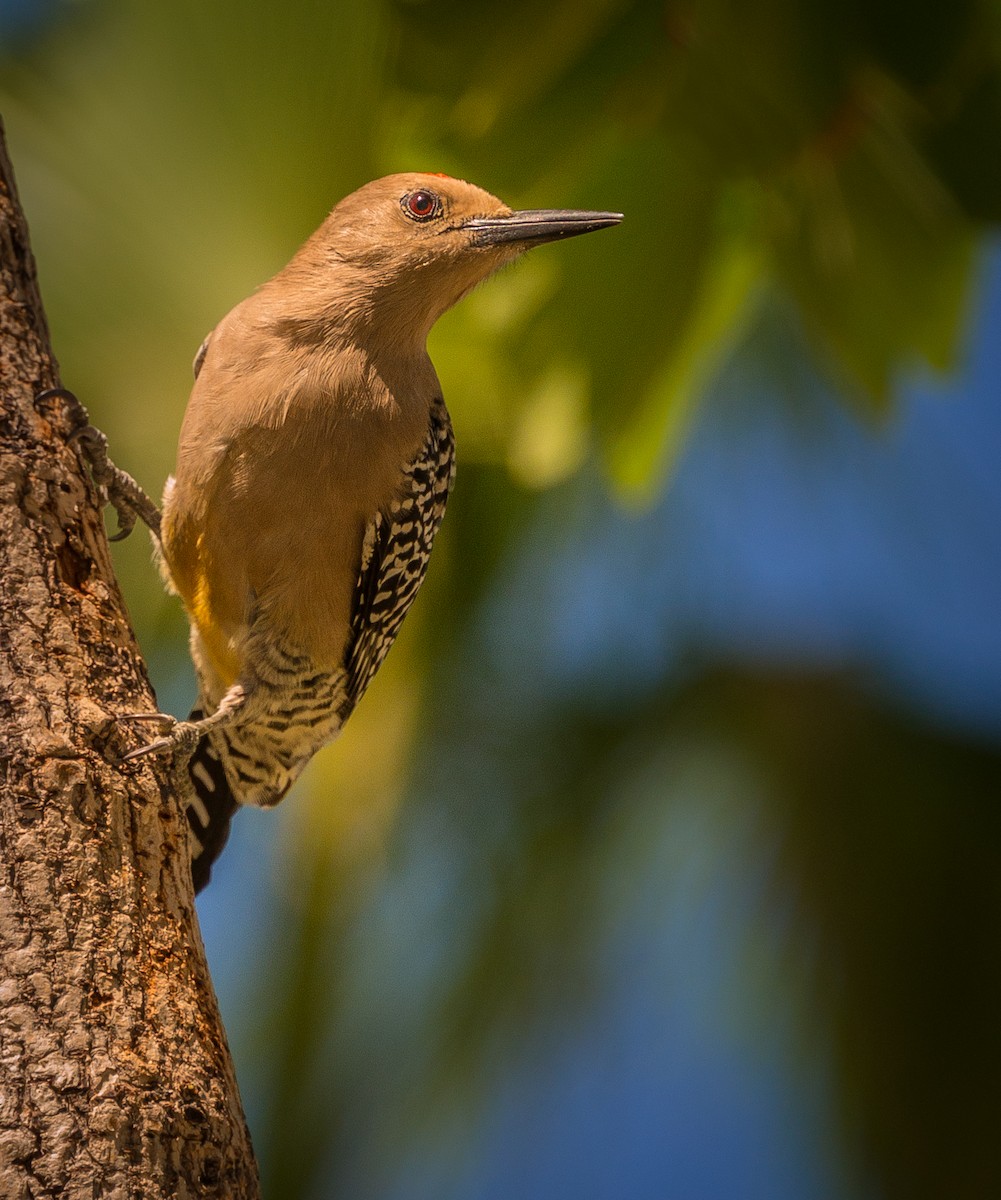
(117, 711, 178, 728)
(117, 711, 177, 762)
(121, 738, 175, 763)
(119, 717, 204, 763)
(108, 513, 137, 542)
(35, 387, 163, 543)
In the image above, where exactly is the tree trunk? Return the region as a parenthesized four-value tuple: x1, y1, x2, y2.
(0, 120, 259, 1198)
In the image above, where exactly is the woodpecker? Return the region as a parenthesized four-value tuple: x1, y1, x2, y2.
(106, 173, 621, 890)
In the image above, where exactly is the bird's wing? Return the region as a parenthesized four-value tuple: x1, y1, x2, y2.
(192, 330, 213, 379)
(342, 396, 455, 714)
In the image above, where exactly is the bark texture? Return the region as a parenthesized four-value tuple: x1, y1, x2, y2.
(0, 121, 259, 1197)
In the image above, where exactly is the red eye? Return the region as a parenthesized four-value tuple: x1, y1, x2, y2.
(403, 190, 440, 221)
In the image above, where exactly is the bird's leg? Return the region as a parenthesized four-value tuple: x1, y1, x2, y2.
(36, 387, 163, 543)
(120, 682, 251, 762)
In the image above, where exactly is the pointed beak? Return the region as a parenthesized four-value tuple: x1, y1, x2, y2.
(462, 208, 623, 248)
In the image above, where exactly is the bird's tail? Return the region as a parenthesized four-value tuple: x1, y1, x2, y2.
(183, 707, 239, 893)
(182, 703, 309, 891)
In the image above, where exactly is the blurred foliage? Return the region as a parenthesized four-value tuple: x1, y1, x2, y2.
(3, 0, 999, 498)
(2, 1, 1001, 1198)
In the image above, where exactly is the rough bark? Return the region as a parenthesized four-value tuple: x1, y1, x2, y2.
(0, 120, 259, 1197)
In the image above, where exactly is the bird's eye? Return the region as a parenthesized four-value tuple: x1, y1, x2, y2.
(402, 190, 441, 222)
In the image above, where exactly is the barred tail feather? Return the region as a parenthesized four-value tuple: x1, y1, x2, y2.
(184, 708, 239, 893)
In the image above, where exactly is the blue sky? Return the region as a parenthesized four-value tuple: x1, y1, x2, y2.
(503, 246, 1001, 741)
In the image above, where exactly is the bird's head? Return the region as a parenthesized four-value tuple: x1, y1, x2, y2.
(291, 173, 622, 344)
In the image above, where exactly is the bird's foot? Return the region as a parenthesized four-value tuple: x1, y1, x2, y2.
(119, 714, 205, 762)
(36, 387, 163, 543)
(120, 683, 251, 763)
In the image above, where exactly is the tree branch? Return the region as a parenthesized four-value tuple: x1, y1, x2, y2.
(0, 118, 259, 1197)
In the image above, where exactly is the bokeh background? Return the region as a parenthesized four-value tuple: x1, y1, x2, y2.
(4, 2, 1001, 1197)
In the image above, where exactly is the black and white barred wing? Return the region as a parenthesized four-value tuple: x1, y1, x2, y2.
(343, 396, 455, 713)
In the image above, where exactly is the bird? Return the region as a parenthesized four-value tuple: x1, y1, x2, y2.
(115, 173, 622, 891)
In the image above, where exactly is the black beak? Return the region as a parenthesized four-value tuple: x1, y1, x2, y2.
(462, 208, 623, 248)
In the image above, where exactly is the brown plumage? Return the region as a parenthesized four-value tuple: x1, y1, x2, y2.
(123, 173, 621, 889)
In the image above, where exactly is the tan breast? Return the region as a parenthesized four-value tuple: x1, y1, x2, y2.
(161, 302, 437, 686)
